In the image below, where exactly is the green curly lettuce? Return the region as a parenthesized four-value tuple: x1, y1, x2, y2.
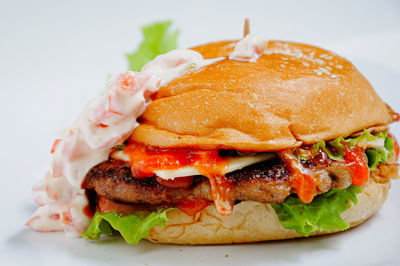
(271, 185, 362, 236)
(126, 21, 179, 71)
(82, 209, 173, 245)
(311, 130, 394, 170)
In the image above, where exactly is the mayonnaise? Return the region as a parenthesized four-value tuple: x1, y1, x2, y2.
(229, 34, 269, 62)
(28, 49, 222, 237)
(28, 36, 267, 238)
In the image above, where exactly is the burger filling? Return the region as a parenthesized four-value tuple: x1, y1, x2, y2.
(82, 130, 399, 244)
(28, 22, 400, 245)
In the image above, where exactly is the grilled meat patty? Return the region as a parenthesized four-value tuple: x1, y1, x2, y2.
(84, 155, 356, 205)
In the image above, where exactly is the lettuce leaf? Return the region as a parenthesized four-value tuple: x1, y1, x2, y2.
(271, 185, 362, 237)
(365, 133, 394, 170)
(82, 211, 114, 240)
(82, 209, 172, 245)
(312, 130, 394, 169)
(126, 21, 179, 71)
(312, 140, 344, 160)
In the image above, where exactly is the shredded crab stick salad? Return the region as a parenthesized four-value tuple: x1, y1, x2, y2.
(27, 27, 269, 237)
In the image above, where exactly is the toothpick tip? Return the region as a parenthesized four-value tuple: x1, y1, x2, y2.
(243, 18, 250, 37)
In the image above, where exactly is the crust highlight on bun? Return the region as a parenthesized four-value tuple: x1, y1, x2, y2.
(132, 40, 393, 151)
(146, 181, 389, 245)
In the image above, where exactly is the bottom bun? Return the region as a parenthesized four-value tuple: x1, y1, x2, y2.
(146, 181, 389, 245)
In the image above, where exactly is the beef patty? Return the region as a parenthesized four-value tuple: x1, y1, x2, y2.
(84, 155, 357, 205)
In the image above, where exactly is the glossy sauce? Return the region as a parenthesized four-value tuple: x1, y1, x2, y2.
(280, 150, 317, 203)
(98, 196, 211, 217)
(123, 142, 233, 216)
(177, 199, 212, 216)
(392, 112, 400, 122)
(98, 196, 139, 215)
(82, 189, 95, 218)
(155, 176, 194, 189)
(343, 144, 370, 186)
(83, 205, 95, 218)
(283, 142, 371, 203)
(50, 139, 62, 154)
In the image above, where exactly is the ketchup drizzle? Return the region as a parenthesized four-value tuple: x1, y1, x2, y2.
(123, 143, 234, 216)
(343, 144, 369, 186)
(280, 150, 317, 203)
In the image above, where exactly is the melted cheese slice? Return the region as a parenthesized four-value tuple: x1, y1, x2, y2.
(112, 151, 275, 180)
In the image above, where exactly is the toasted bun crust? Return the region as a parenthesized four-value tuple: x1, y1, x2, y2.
(132, 40, 393, 151)
(146, 181, 389, 244)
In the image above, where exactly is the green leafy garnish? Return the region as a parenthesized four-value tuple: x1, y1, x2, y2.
(82, 209, 173, 245)
(311, 130, 394, 169)
(271, 185, 362, 236)
(126, 21, 179, 71)
(116, 144, 125, 151)
(365, 133, 394, 170)
(312, 140, 344, 160)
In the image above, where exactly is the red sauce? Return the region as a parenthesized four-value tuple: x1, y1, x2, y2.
(392, 112, 400, 122)
(98, 196, 211, 217)
(61, 208, 73, 224)
(123, 142, 233, 216)
(311, 149, 332, 166)
(296, 146, 331, 166)
(177, 199, 212, 216)
(98, 196, 139, 215)
(81, 183, 96, 218)
(49, 213, 60, 220)
(155, 176, 194, 189)
(124, 143, 195, 178)
(280, 150, 317, 203)
(388, 133, 399, 161)
(282, 136, 392, 203)
(83, 205, 95, 218)
(204, 175, 233, 215)
(50, 139, 62, 154)
(343, 144, 369, 186)
(98, 123, 109, 128)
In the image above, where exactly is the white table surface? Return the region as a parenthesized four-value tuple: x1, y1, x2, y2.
(1, 0, 400, 265)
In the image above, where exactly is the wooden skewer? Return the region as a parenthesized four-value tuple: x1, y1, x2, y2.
(243, 18, 250, 37)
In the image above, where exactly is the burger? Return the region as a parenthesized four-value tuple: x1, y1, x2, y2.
(27, 25, 399, 245)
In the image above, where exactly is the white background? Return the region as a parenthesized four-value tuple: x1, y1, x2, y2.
(1, 0, 400, 265)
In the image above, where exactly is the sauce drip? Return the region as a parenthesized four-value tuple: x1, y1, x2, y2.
(155, 176, 194, 189)
(83, 205, 95, 218)
(177, 199, 212, 216)
(123, 142, 233, 216)
(290, 141, 371, 203)
(98, 196, 139, 215)
(50, 139, 62, 154)
(392, 112, 400, 122)
(280, 150, 317, 203)
(343, 144, 369, 186)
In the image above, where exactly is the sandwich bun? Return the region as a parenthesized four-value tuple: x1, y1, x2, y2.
(146, 181, 389, 244)
(134, 40, 396, 244)
(132, 40, 393, 151)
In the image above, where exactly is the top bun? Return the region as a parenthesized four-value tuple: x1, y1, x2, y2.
(131, 40, 393, 151)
